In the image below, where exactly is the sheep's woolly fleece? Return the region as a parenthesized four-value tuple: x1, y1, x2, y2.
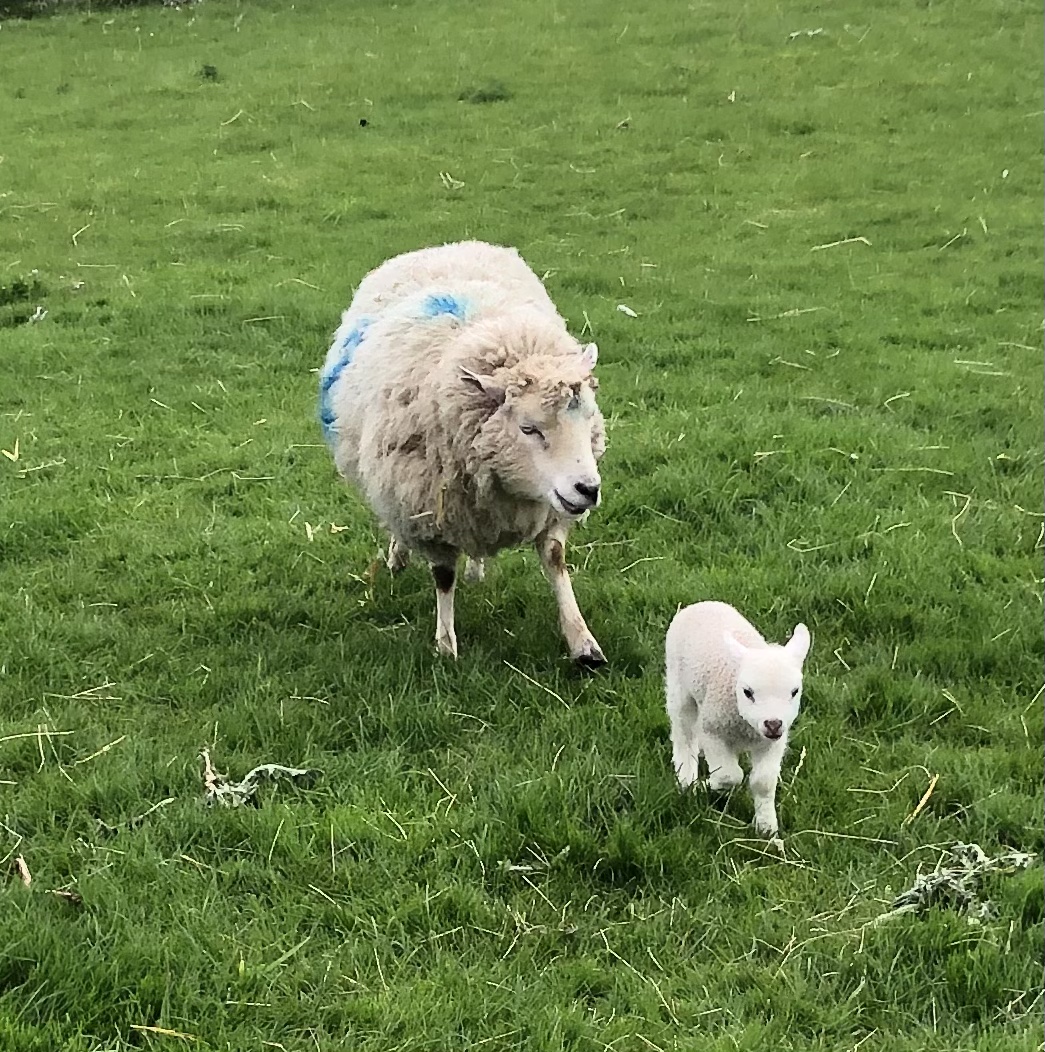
(319, 294, 467, 443)
(318, 240, 605, 563)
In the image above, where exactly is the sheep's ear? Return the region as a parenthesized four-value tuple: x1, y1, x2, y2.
(461, 368, 506, 406)
(785, 623, 811, 666)
(580, 342, 598, 373)
(723, 631, 749, 663)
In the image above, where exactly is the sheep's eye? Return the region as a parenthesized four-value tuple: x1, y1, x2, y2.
(791, 687, 799, 698)
(743, 687, 755, 700)
(520, 424, 543, 439)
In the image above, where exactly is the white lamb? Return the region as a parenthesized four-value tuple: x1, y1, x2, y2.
(665, 601, 811, 837)
(319, 240, 607, 665)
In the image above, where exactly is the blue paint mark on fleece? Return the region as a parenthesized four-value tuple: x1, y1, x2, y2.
(318, 317, 371, 442)
(422, 293, 468, 321)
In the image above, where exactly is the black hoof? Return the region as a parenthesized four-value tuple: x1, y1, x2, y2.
(574, 646, 607, 670)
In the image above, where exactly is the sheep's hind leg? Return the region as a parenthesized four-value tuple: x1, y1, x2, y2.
(464, 557, 485, 583)
(535, 524, 605, 668)
(431, 560, 459, 658)
(386, 535, 411, 575)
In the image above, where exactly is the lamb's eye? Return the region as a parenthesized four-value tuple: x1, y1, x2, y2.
(520, 424, 544, 439)
(743, 687, 755, 700)
(791, 687, 799, 698)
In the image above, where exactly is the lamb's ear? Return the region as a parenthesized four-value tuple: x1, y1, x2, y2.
(580, 342, 598, 373)
(461, 368, 506, 407)
(785, 623, 811, 666)
(723, 631, 749, 664)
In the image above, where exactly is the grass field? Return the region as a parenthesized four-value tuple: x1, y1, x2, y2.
(1, 0, 1043, 1049)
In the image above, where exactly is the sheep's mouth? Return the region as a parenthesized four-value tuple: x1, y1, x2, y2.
(554, 491, 590, 517)
(763, 729, 783, 741)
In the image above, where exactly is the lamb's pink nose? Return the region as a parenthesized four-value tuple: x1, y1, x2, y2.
(763, 719, 783, 739)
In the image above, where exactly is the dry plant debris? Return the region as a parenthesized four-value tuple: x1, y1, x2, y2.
(876, 843, 1037, 925)
(200, 748, 318, 808)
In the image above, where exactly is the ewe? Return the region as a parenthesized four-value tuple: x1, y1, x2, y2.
(320, 241, 607, 665)
(665, 601, 811, 837)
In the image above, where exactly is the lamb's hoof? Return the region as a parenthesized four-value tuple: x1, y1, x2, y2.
(706, 772, 743, 794)
(572, 640, 607, 670)
(674, 766, 699, 791)
(754, 819, 780, 839)
(703, 778, 742, 809)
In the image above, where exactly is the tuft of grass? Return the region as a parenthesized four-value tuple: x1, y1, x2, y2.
(458, 81, 513, 104)
(0, 274, 48, 328)
(0, 0, 1042, 1050)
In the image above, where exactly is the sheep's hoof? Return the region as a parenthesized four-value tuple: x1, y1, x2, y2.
(435, 632, 458, 659)
(572, 640, 607, 669)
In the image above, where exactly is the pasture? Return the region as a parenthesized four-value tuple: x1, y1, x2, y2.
(1, 0, 1043, 1049)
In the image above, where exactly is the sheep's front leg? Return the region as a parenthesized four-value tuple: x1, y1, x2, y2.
(535, 525, 605, 667)
(700, 733, 743, 792)
(749, 740, 787, 837)
(431, 561, 459, 658)
(464, 557, 485, 583)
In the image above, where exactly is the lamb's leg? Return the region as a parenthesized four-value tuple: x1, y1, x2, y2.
(464, 557, 485, 583)
(387, 535, 411, 575)
(700, 733, 743, 792)
(666, 673, 700, 789)
(431, 561, 459, 658)
(535, 524, 605, 667)
(749, 739, 787, 837)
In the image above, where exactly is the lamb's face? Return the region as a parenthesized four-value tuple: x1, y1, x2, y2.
(726, 625, 811, 741)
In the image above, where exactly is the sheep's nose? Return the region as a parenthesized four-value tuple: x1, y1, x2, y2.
(574, 479, 601, 507)
(763, 719, 783, 738)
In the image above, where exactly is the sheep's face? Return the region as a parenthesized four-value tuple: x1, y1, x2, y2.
(725, 625, 811, 741)
(464, 342, 606, 518)
(504, 369, 603, 517)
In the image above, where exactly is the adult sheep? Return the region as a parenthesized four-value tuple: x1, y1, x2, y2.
(319, 240, 608, 666)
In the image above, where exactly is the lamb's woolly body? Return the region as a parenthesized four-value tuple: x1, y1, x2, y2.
(320, 241, 607, 663)
(665, 601, 810, 837)
(666, 602, 771, 748)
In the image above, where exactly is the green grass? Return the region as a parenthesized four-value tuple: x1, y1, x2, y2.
(1, 0, 1043, 1049)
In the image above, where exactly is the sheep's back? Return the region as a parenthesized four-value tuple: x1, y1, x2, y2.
(351, 240, 557, 321)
